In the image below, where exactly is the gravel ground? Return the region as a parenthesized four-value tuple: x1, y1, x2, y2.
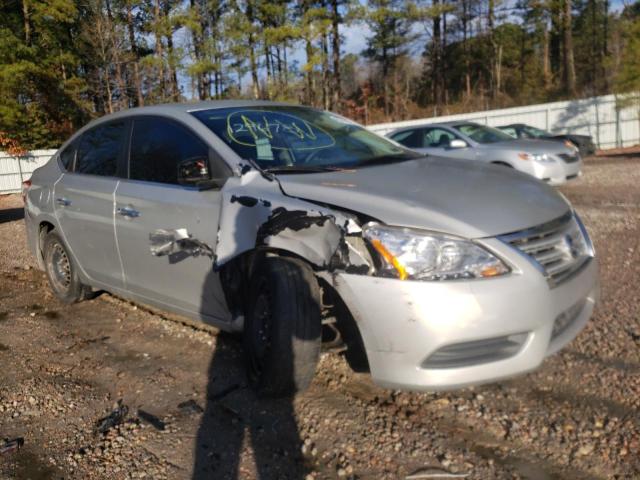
(0, 155, 639, 480)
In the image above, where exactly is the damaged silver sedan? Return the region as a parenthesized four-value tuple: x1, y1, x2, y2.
(23, 101, 599, 397)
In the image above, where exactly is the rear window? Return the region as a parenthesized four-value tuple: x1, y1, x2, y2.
(75, 121, 126, 176)
(523, 125, 552, 138)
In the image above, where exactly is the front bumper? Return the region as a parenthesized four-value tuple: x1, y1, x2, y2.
(332, 238, 599, 391)
(531, 157, 583, 185)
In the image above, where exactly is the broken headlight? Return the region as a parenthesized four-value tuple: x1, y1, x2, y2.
(362, 223, 510, 281)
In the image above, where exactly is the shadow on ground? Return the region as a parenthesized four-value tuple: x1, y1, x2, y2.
(0, 207, 24, 224)
(191, 333, 310, 480)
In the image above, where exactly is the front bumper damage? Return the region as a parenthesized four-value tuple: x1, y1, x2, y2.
(326, 238, 599, 391)
(168, 165, 598, 392)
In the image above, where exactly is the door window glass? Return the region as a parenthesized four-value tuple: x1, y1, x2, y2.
(130, 117, 209, 185)
(423, 128, 457, 148)
(390, 129, 424, 148)
(76, 122, 125, 176)
(500, 127, 518, 138)
(59, 143, 76, 170)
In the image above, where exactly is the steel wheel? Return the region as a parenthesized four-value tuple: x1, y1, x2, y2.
(48, 242, 72, 293)
(43, 231, 90, 304)
(243, 257, 322, 397)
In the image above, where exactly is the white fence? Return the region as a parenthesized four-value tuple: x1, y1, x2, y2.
(0, 150, 57, 194)
(368, 93, 640, 149)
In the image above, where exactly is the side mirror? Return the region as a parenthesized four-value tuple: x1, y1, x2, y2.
(178, 157, 211, 186)
(449, 139, 468, 149)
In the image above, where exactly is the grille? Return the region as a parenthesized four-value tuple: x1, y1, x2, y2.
(558, 153, 580, 163)
(501, 213, 593, 288)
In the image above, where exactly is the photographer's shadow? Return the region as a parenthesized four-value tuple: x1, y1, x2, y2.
(192, 272, 310, 480)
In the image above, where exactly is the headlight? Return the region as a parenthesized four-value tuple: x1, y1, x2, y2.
(362, 224, 510, 281)
(518, 152, 554, 163)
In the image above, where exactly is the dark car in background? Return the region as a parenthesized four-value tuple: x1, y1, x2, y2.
(498, 123, 597, 157)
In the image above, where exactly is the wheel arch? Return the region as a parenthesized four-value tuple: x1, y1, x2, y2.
(490, 161, 514, 168)
(36, 220, 56, 269)
(218, 246, 325, 320)
(219, 246, 371, 373)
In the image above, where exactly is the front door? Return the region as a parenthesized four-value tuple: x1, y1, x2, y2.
(53, 121, 127, 290)
(420, 127, 471, 160)
(114, 116, 229, 323)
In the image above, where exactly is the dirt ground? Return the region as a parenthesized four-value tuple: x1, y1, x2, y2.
(0, 155, 639, 480)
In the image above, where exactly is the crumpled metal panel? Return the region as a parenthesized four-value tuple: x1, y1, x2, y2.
(214, 168, 370, 273)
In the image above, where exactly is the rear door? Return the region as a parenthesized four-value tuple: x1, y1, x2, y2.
(53, 120, 127, 289)
(114, 116, 230, 322)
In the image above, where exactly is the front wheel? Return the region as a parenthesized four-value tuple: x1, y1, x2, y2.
(243, 256, 322, 397)
(43, 231, 91, 304)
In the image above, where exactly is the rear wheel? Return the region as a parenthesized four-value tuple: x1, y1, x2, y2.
(243, 256, 322, 397)
(43, 231, 91, 304)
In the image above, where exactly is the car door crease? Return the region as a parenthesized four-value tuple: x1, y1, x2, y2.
(113, 179, 127, 290)
(51, 169, 89, 280)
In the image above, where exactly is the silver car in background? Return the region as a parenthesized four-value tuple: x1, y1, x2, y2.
(386, 121, 583, 185)
(23, 102, 598, 397)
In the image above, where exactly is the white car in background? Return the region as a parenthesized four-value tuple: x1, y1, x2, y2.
(386, 121, 582, 185)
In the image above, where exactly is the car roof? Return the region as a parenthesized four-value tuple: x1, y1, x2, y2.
(71, 100, 300, 140)
(83, 100, 303, 126)
(427, 120, 488, 127)
(96, 99, 294, 120)
(438, 121, 468, 126)
(388, 120, 483, 134)
(60, 100, 301, 156)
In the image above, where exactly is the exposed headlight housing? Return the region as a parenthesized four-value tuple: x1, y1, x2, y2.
(362, 223, 510, 281)
(518, 152, 554, 163)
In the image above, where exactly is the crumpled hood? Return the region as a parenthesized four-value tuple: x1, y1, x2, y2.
(488, 138, 573, 154)
(276, 157, 570, 238)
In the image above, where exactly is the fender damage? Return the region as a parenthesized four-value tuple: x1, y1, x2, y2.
(213, 168, 374, 275)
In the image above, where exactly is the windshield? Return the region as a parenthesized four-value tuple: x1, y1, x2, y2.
(522, 125, 552, 137)
(454, 124, 515, 144)
(191, 106, 420, 172)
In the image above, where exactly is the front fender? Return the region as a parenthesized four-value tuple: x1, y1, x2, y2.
(214, 170, 369, 272)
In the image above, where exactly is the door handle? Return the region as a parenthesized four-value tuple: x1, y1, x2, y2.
(55, 197, 71, 207)
(117, 206, 140, 218)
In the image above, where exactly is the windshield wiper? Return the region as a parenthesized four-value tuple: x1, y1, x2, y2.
(263, 165, 347, 174)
